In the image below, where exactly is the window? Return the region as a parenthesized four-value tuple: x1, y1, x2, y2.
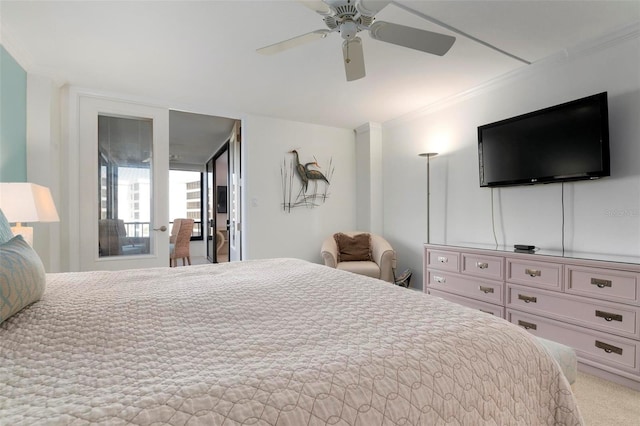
(169, 170, 203, 239)
(97, 115, 152, 257)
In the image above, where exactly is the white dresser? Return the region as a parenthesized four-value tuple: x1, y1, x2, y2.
(424, 243, 640, 390)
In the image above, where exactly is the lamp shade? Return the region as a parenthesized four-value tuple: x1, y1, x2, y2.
(0, 183, 60, 223)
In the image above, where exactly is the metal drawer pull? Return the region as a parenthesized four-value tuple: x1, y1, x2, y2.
(433, 275, 446, 284)
(479, 309, 495, 315)
(518, 320, 537, 330)
(437, 256, 448, 263)
(476, 262, 489, 269)
(591, 278, 612, 288)
(595, 340, 623, 355)
(525, 268, 541, 277)
(595, 310, 623, 322)
(518, 294, 537, 303)
(479, 285, 494, 294)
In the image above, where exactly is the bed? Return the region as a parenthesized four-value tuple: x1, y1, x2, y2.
(1, 258, 582, 425)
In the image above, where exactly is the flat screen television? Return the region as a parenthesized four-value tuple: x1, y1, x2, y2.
(216, 186, 227, 214)
(478, 92, 610, 187)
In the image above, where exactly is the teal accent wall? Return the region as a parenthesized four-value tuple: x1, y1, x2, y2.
(0, 46, 27, 182)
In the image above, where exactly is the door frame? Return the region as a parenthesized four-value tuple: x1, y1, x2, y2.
(228, 121, 242, 261)
(73, 92, 170, 271)
(62, 88, 243, 270)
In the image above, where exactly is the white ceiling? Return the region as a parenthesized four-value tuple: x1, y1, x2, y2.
(2, 1, 639, 131)
(169, 110, 236, 167)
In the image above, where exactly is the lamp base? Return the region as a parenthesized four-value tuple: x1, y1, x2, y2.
(11, 224, 33, 246)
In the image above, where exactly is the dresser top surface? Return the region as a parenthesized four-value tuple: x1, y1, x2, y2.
(426, 242, 640, 267)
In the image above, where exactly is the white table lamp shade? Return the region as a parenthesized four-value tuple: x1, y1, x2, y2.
(0, 183, 59, 245)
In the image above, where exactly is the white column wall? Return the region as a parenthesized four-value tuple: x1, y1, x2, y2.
(355, 122, 383, 234)
(26, 74, 62, 272)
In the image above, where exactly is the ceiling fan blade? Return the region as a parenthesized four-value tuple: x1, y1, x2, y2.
(369, 21, 455, 56)
(342, 37, 366, 82)
(257, 29, 331, 55)
(295, 0, 331, 15)
(357, 0, 392, 16)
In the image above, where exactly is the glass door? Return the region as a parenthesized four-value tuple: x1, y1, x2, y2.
(205, 143, 229, 263)
(214, 144, 229, 263)
(206, 156, 215, 263)
(78, 95, 169, 271)
(98, 116, 152, 258)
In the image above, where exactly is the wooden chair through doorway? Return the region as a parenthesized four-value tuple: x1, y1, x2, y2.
(169, 218, 194, 267)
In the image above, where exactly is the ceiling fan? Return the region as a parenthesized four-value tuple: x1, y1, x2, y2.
(257, 0, 456, 81)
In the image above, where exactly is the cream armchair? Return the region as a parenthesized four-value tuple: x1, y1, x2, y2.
(321, 232, 396, 283)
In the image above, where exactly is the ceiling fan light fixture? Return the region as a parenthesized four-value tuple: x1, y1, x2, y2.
(339, 20, 358, 40)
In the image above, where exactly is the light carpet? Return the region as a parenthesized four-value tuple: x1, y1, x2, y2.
(572, 371, 640, 425)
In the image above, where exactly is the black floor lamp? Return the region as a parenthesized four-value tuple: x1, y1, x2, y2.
(419, 152, 438, 244)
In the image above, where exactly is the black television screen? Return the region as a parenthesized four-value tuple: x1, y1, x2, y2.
(217, 186, 227, 214)
(478, 92, 610, 187)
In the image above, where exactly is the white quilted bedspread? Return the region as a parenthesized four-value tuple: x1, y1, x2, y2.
(0, 258, 582, 425)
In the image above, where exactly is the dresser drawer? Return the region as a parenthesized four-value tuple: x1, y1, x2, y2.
(507, 284, 640, 339)
(507, 310, 639, 374)
(426, 249, 460, 273)
(507, 258, 563, 291)
(427, 271, 503, 305)
(565, 265, 640, 306)
(429, 289, 505, 318)
(461, 253, 504, 280)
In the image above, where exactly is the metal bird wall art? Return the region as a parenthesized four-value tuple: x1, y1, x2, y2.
(282, 149, 334, 212)
(304, 161, 330, 184)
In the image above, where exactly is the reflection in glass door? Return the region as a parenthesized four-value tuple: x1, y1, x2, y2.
(206, 143, 229, 263)
(214, 145, 229, 263)
(206, 157, 215, 263)
(98, 116, 152, 258)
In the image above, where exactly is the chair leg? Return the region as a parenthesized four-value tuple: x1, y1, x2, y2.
(187, 256, 191, 266)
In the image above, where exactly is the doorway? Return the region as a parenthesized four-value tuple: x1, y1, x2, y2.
(169, 110, 238, 265)
(207, 143, 229, 263)
(70, 91, 240, 270)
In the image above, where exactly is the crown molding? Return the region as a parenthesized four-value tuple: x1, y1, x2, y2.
(383, 21, 640, 129)
(1, 22, 70, 88)
(0, 21, 34, 72)
(355, 122, 382, 134)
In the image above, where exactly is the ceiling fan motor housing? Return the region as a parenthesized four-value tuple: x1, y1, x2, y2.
(323, 0, 376, 39)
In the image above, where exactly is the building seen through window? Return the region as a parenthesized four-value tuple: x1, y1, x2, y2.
(100, 165, 151, 238)
(169, 170, 203, 238)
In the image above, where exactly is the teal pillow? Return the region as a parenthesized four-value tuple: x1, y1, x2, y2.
(0, 234, 46, 324)
(0, 209, 13, 244)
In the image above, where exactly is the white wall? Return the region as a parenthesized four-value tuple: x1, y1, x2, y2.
(243, 115, 356, 262)
(16, 27, 639, 279)
(383, 27, 640, 290)
(26, 74, 62, 272)
(355, 122, 384, 234)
